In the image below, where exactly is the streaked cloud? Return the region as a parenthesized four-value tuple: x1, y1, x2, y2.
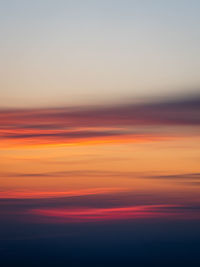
(148, 173, 200, 180)
(1, 189, 200, 225)
(0, 187, 124, 199)
(0, 95, 199, 146)
(30, 204, 179, 222)
(4, 170, 200, 181)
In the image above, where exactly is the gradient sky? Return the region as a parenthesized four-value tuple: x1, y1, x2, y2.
(1, 1, 200, 266)
(1, 0, 200, 107)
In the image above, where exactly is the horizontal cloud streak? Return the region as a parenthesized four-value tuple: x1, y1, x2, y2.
(0, 188, 124, 199)
(1, 129, 122, 140)
(149, 173, 200, 180)
(30, 204, 200, 223)
(4, 170, 200, 181)
(1, 189, 200, 225)
(0, 94, 199, 146)
(31, 205, 177, 222)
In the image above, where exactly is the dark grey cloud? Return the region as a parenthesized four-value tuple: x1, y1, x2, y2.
(1, 129, 123, 140)
(1, 94, 200, 127)
(0, 95, 199, 143)
(149, 173, 200, 180)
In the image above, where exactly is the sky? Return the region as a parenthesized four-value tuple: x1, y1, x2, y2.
(0, 1, 200, 267)
(0, 0, 200, 107)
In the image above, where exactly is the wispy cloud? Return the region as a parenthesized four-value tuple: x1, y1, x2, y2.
(148, 173, 200, 180)
(4, 170, 200, 181)
(1, 188, 200, 225)
(30, 204, 200, 223)
(0, 95, 199, 146)
(0, 187, 125, 199)
(30, 205, 176, 222)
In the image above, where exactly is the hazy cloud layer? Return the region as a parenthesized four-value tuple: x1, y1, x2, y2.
(0, 95, 199, 145)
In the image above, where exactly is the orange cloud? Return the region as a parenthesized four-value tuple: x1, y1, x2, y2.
(0, 187, 125, 199)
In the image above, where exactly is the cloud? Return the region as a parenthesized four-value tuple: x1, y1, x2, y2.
(1, 187, 200, 225)
(1, 129, 122, 140)
(147, 173, 200, 180)
(0, 187, 124, 199)
(0, 94, 199, 146)
(4, 170, 138, 178)
(30, 204, 200, 223)
(4, 170, 200, 182)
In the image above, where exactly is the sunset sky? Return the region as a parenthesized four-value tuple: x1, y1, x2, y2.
(0, 1, 200, 266)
